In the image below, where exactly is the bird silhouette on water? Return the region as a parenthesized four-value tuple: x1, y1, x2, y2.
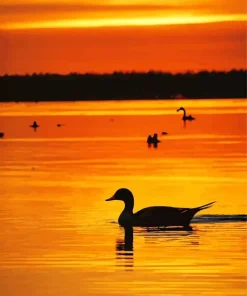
(106, 188, 215, 229)
(30, 121, 39, 131)
(147, 133, 161, 148)
(0, 132, 4, 138)
(177, 107, 195, 121)
(152, 133, 161, 148)
(147, 135, 153, 145)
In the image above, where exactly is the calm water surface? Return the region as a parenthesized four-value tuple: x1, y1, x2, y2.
(0, 99, 247, 296)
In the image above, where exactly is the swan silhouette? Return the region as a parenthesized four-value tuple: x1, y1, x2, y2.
(177, 107, 195, 121)
(106, 188, 215, 229)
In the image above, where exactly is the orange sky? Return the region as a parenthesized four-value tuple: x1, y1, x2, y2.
(0, 0, 246, 74)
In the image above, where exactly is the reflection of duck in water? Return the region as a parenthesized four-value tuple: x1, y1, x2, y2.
(116, 226, 133, 252)
(106, 188, 215, 229)
(116, 226, 133, 269)
(177, 107, 195, 121)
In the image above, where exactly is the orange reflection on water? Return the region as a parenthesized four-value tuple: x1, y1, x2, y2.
(0, 98, 246, 296)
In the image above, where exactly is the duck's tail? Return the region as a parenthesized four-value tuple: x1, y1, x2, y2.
(196, 201, 216, 212)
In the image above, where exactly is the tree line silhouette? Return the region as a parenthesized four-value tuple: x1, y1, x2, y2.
(1, 69, 246, 102)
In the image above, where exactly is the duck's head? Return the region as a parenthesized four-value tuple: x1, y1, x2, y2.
(106, 188, 134, 210)
(177, 107, 185, 112)
(106, 188, 133, 202)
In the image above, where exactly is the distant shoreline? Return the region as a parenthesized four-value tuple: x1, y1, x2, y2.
(1, 70, 246, 102)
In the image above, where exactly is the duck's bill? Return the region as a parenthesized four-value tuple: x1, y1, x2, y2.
(105, 195, 115, 201)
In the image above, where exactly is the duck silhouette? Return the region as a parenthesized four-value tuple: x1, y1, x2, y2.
(106, 188, 215, 229)
(152, 133, 161, 148)
(152, 133, 160, 143)
(30, 121, 39, 129)
(0, 132, 4, 138)
(147, 135, 153, 145)
(177, 107, 195, 121)
(147, 134, 161, 148)
(30, 121, 39, 132)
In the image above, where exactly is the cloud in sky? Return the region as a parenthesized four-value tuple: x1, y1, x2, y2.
(0, 3, 210, 13)
(1, 1, 246, 29)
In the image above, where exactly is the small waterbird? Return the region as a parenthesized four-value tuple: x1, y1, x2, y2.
(106, 188, 215, 229)
(152, 133, 161, 144)
(0, 132, 4, 138)
(30, 121, 39, 132)
(30, 121, 39, 128)
(147, 135, 153, 145)
(147, 133, 161, 148)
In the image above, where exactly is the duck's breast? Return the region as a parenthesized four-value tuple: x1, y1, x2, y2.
(118, 210, 134, 226)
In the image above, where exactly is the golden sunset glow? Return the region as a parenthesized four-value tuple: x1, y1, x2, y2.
(1, 2, 247, 296)
(0, 0, 246, 74)
(3, 14, 246, 30)
(1, 0, 247, 29)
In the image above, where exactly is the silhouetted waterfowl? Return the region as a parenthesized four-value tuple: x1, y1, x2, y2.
(152, 133, 161, 144)
(147, 134, 161, 148)
(177, 107, 195, 121)
(161, 132, 168, 135)
(152, 133, 161, 148)
(106, 188, 215, 228)
(30, 121, 39, 132)
(0, 132, 4, 138)
(57, 123, 65, 127)
(30, 121, 39, 128)
(147, 135, 153, 145)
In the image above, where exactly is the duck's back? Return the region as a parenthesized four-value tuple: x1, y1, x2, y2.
(133, 206, 196, 227)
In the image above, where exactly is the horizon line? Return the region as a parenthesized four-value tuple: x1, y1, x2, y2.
(1, 68, 246, 77)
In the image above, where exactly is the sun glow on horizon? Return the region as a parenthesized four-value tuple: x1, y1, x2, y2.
(1, 0, 246, 74)
(3, 14, 246, 30)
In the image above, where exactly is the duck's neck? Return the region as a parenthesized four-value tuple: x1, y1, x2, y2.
(182, 108, 186, 117)
(123, 199, 134, 213)
(118, 200, 134, 227)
